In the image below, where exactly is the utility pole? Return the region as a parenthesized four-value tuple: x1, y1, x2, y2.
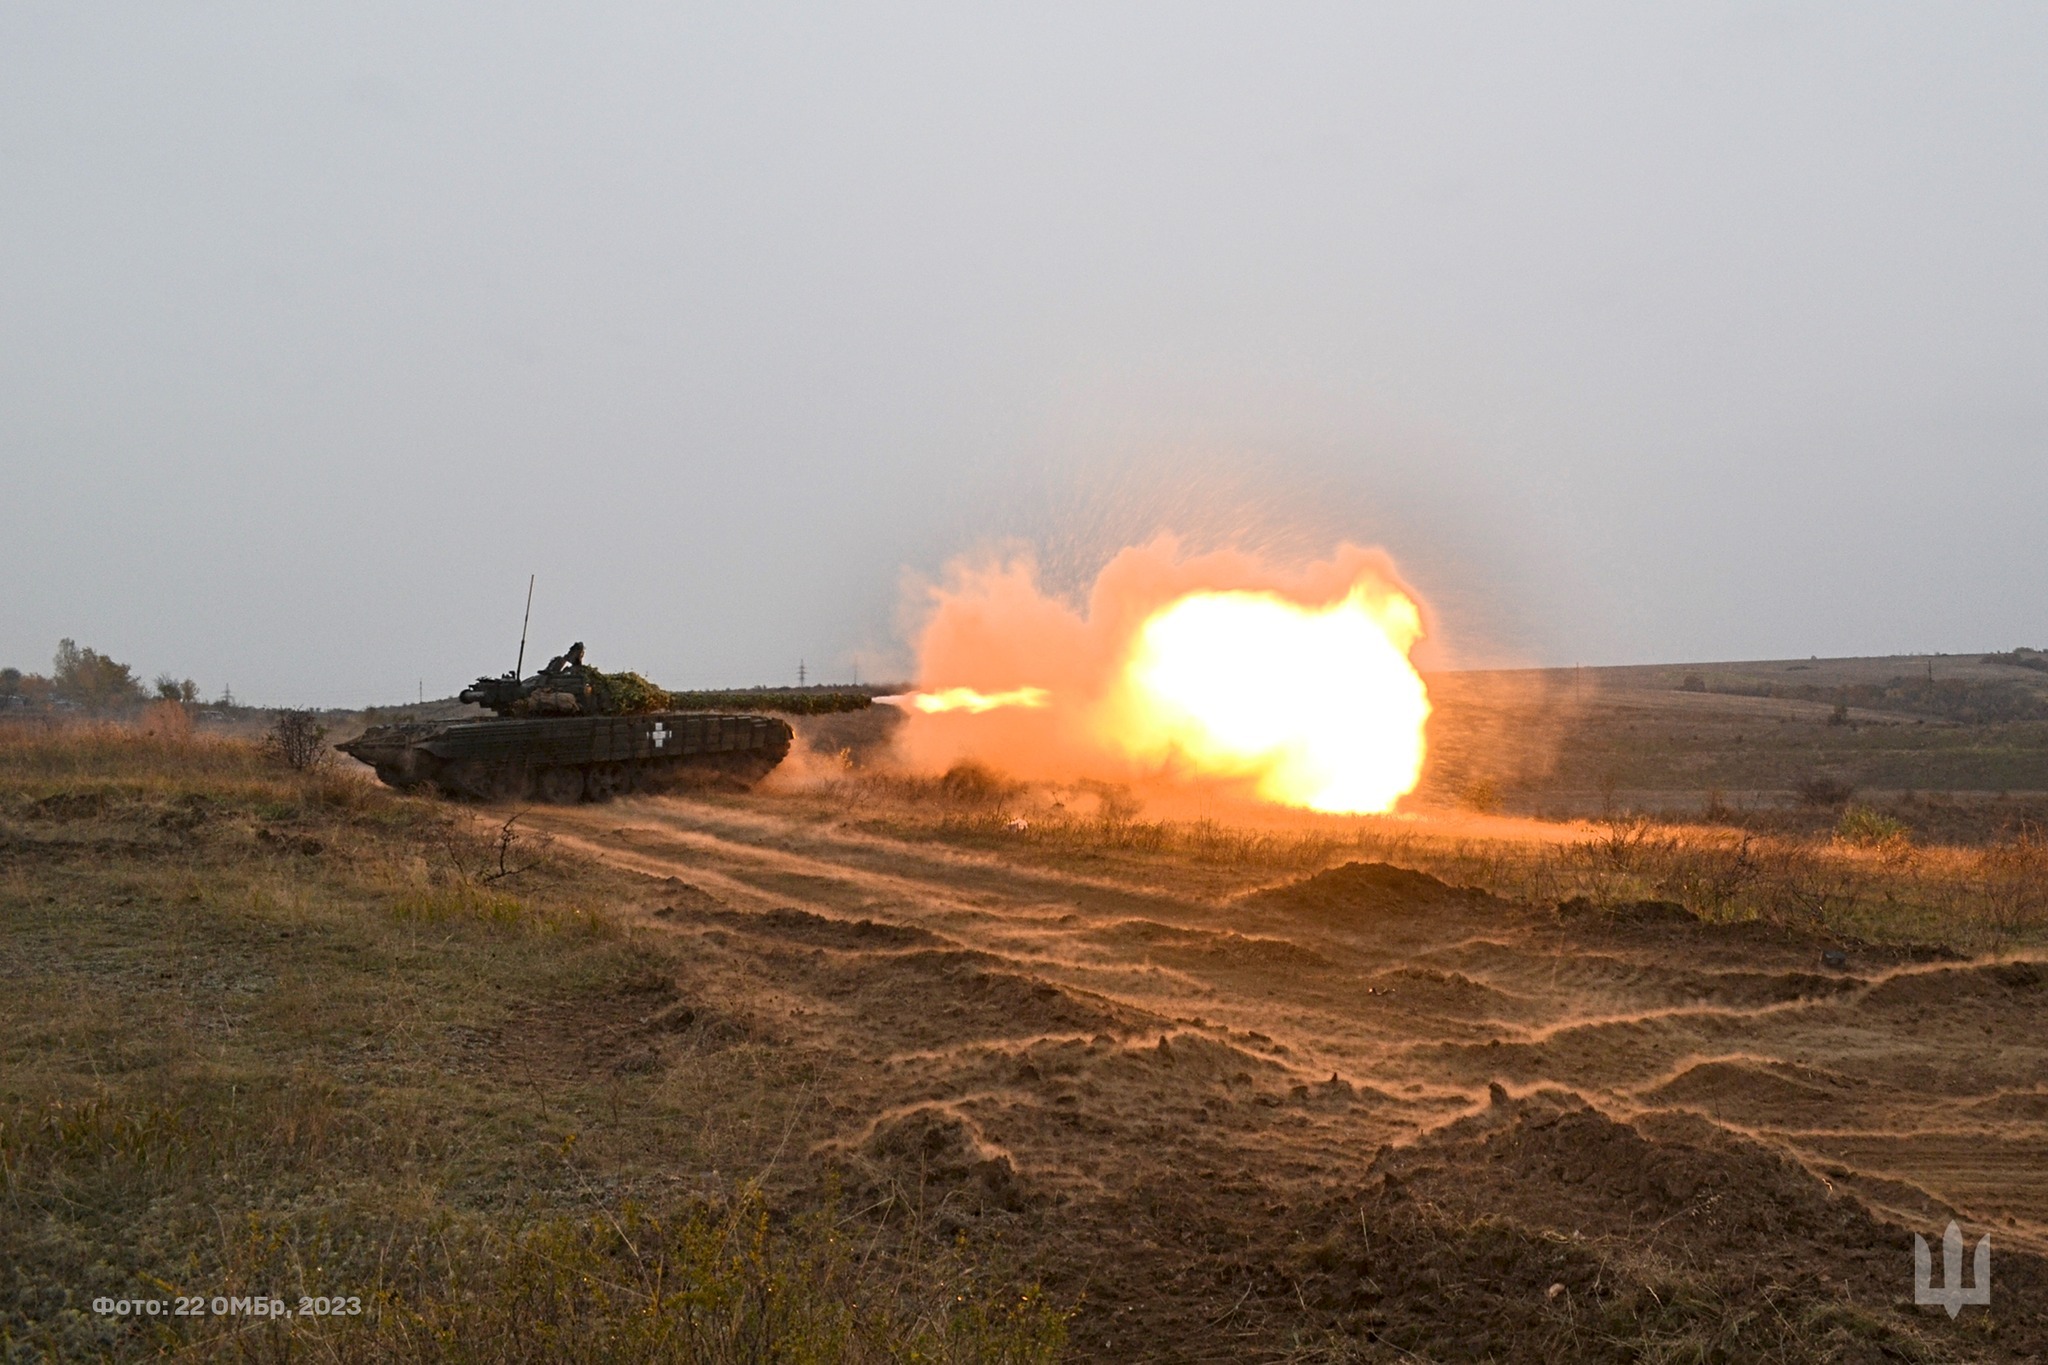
(798, 659, 806, 687)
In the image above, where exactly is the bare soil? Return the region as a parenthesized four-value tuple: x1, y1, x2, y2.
(524, 789, 2048, 1362)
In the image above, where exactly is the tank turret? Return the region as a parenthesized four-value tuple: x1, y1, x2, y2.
(458, 640, 601, 716)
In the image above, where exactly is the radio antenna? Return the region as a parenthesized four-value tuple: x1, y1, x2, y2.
(513, 574, 535, 679)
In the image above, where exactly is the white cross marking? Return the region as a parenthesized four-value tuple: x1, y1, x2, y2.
(650, 722, 670, 749)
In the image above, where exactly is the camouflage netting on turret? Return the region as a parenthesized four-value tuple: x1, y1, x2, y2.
(587, 669, 674, 716)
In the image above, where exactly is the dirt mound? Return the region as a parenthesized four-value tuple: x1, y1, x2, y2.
(493, 972, 762, 1080)
(1091, 919, 1329, 968)
(1147, 1030, 1287, 1082)
(858, 1107, 1028, 1216)
(633, 998, 754, 1049)
(816, 948, 1135, 1042)
(1254, 860, 1467, 908)
(1240, 862, 1505, 946)
(1637, 1057, 1875, 1127)
(1201, 932, 1328, 968)
(649, 876, 728, 915)
(725, 905, 940, 949)
(28, 791, 112, 821)
(1859, 959, 2048, 1013)
(1654, 965, 1864, 1008)
(652, 886, 947, 950)
(1446, 1099, 1853, 1254)
(524, 792, 2048, 1361)
(1371, 965, 1534, 1020)
(1090, 918, 1211, 947)
(1286, 1093, 2048, 1362)
(1959, 1089, 2048, 1124)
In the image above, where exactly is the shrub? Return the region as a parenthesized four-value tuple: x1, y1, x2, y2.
(262, 709, 330, 771)
(1835, 806, 1909, 848)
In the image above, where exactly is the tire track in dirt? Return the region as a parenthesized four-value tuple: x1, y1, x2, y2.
(518, 794, 2048, 1359)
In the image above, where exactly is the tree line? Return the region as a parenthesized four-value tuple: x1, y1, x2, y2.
(0, 639, 224, 715)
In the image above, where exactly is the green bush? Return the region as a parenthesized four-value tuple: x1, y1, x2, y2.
(1835, 805, 1910, 848)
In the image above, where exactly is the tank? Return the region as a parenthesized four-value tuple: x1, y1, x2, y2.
(336, 642, 865, 803)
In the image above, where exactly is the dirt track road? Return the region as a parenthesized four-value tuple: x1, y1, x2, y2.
(526, 791, 2048, 1361)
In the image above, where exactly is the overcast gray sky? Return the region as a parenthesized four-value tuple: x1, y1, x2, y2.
(5, 3, 2044, 706)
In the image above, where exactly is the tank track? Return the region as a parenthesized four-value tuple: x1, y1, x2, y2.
(415, 745, 788, 803)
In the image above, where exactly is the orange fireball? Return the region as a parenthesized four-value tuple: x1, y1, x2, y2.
(898, 537, 1433, 815)
(1106, 586, 1428, 813)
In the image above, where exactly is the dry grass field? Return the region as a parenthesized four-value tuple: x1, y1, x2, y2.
(1420, 653, 2048, 828)
(6, 656, 2047, 1362)
(0, 725, 1064, 1363)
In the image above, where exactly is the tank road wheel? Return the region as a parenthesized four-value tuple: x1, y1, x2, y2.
(585, 762, 629, 802)
(535, 766, 586, 804)
(440, 759, 531, 803)
(437, 760, 488, 799)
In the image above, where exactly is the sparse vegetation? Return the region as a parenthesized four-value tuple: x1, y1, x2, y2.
(0, 723, 1067, 1362)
